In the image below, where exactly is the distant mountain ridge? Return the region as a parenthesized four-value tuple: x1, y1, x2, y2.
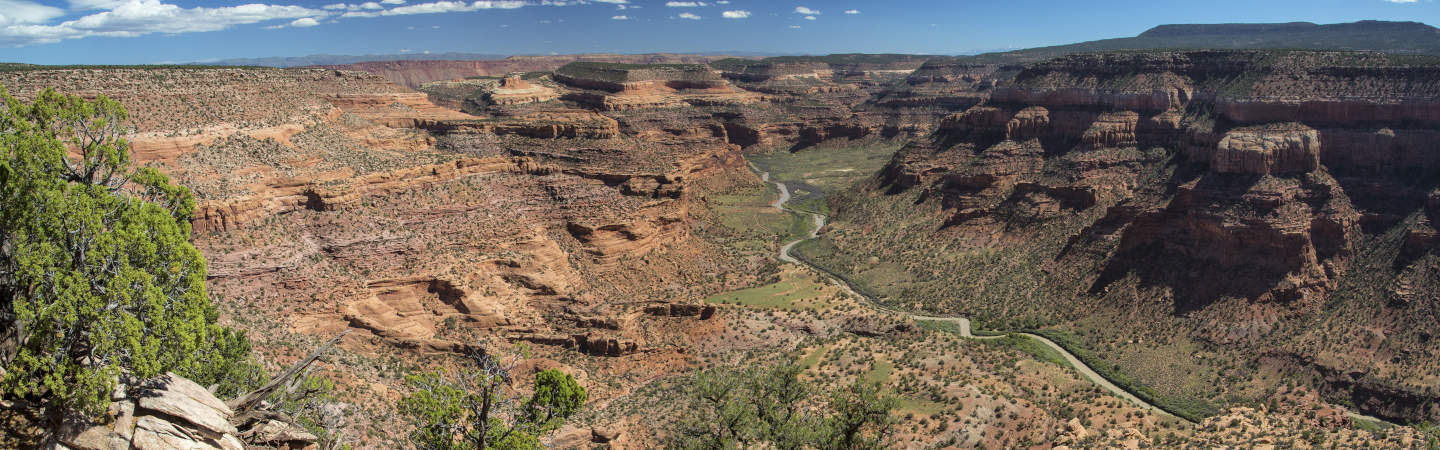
(1138, 20, 1436, 38)
(962, 20, 1440, 64)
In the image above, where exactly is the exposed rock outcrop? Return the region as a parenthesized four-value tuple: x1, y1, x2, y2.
(191, 156, 537, 233)
(643, 302, 717, 319)
(1211, 126, 1321, 175)
(55, 373, 312, 450)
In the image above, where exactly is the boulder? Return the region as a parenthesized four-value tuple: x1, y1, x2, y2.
(130, 415, 241, 450)
(55, 424, 121, 450)
(242, 419, 319, 448)
(135, 373, 239, 438)
(49, 372, 317, 450)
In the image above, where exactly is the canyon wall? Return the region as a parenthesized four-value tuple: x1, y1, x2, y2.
(868, 50, 1440, 422)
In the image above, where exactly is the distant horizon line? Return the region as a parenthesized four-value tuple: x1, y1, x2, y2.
(7, 18, 1434, 67)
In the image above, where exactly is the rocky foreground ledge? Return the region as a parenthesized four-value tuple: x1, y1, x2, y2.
(45, 373, 315, 450)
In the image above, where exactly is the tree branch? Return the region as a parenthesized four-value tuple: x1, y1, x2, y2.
(226, 330, 348, 415)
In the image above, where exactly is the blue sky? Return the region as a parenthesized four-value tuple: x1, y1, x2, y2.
(0, 0, 1434, 64)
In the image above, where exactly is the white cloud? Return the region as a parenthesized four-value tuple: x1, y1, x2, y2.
(677, 12, 700, 19)
(67, 0, 132, 11)
(322, 1, 408, 11)
(666, 1, 705, 6)
(715, 0, 728, 3)
(0, 0, 65, 26)
(721, 10, 748, 18)
(340, 0, 524, 18)
(844, 9, 859, 14)
(788, 25, 800, 29)
(611, 14, 627, 19)
(2, 0, 323, 45)
(794, 6, 819, 14)
(803, 15, 814, 20)
(2, 0, 610, 46)
(1383, 0, 1418, 3)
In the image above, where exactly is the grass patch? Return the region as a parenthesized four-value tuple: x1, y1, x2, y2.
(865, 360, 894, 385)
(797, 345, 830, 370)
(1352, 416, 1392, 433)
(917, 321, 1071, 369)
(704, 269, 839, 310)
(747, 141, 902, 192)
(789, 237, 904, 302)
(788, 196, 830, 216)
(1027, 328, 1220, 422)
(705, 184, 810, 252)
(915, 320, 962, 335)
(980, 335, 1072, 369)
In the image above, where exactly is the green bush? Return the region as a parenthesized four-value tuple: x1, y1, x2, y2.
(399, 348, 586, 450)
(669, 362, 898, 449)
(0, 86, 252, 418)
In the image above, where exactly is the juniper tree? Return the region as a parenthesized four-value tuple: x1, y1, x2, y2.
(0, 87, 251, 418)
(400, 346, 587, 450)
(670, 362, 898, 450)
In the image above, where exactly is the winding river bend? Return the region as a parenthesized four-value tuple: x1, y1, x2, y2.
(748, 163, 1183, 422)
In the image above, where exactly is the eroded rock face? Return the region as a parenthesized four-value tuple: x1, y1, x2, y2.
(573, 333, 639, 357)
(1102, 173, 1354, 310)
(1005, 107, 1051, 140)
(883, 51, 1440, 313)
(862, 49, 1440, 422)
(344, 276, 509, 340)
(1082, 111, 1140, 150)
(643, 302, 717, 319)
(1212, 126, 1321, 175)
(483, 76, 560, 105)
